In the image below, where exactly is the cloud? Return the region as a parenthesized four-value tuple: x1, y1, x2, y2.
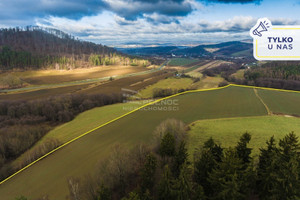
(271, 18, 300, 25)
(38, 14, 300, 47)
(0, 0, 199, 26)
(102, 0, 196, 20)
(199, 0, 261, 4)
(0, 0, 105, 26)
(194, 16, 257, 32)
(36, 15, 255, 46)
(143, 13, 182, 24)
(114, 15, 140, 25)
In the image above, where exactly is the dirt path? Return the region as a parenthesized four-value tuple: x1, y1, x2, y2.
(254, 88, 272, 115)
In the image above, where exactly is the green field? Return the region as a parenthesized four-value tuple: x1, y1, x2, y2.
(168, 58, 199, 66)
(191, 76, 224, 89)
(138, 76, 224, 98)
(231, 48, 252, 57)
(232, 69, 245, 79)
(186, 71, 203, 78)
(257, 89, 300, 116)
(188, 116, 300, 156)
(13, 102, 145, 168)
(138, 77, 194, 98)
(1, 86, 300, 199)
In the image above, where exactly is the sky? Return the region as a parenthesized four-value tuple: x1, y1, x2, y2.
(0, 0, 300, 47)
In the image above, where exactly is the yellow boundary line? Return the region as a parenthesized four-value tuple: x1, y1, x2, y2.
(1, 83, 300, 185)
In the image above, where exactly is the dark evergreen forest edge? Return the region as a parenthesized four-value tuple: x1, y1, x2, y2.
(202, 61, 300, 91)
(16, 119, 300, 200)
(0, 27, 150, 70)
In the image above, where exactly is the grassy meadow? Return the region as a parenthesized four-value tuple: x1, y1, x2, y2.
(191, 76, 224, 89)
(138, 77, 194, 98)
(137, 74, 224, 99)
(232, 69, 245, 79)
(257, 89, 300, 116)
(187, 115, 300, 157)
(168, 58, 199, 66)
(0, 86, 269, 199)
(12, 101, 146, 168)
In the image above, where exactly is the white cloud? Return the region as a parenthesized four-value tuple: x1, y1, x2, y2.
(35, 14, 300, 47)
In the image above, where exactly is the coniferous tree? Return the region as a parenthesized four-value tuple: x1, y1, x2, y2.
(258, 133, 300, 199)
(159, 132, 176, 158)
(194, 138, 223, 197)
(208, 148, 245, 200)
(276, 132, 300, 199)
(172, 141, 188, 178)
(235, 132, 252, 166)
(140, 153, 157, 194)
(174, 164, 194, 200)
(257, 136, 278, 199)
(158, 165, 176, 200)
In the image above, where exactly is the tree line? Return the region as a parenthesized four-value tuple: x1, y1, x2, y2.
(0, 92, 124, 182)
(227, 62, 300, 91)
(202, 63, 241, 78)
(18, 119, 300, 200)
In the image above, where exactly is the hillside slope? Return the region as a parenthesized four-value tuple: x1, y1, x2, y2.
(0, 27, 114, 57)
(0, 86, 269, 199)
(0, 27, 149, 70)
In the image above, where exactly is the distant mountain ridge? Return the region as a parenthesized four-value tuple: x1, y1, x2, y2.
(119, 41, 253, 57)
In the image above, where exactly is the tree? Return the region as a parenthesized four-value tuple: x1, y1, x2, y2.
(208, 148, 245, 200)
(275, 133, 300, 199)
(257, 133, 300, 199)
(194, 138, 223, 197)
(203, 137, 223, 163)
(97, 184, 112, 200)
(140, 153, 157, 193)
(172, 141, 188, 178)
(235, 132, 252, 166)
(174, 164, 194, 200)
(158, 165, 176, 200)
(257, 136, 278, 199)
(159, 132, 176, 158)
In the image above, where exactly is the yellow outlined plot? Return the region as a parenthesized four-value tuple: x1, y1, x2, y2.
(1, 84, 300, 185)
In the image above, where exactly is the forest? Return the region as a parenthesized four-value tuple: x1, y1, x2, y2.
(0, 27, 149, 70)
(202, 61, 300, 91)
(16, 119, 300, 200)
(228, 62, 300, 91)
(0, 92, 124, 182)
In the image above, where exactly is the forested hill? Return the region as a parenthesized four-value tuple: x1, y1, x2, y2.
(0, 27, 150, 70)
(0, 26, 115, 56)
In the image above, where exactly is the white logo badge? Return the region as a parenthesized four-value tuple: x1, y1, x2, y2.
(250, 18, 300, 60)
